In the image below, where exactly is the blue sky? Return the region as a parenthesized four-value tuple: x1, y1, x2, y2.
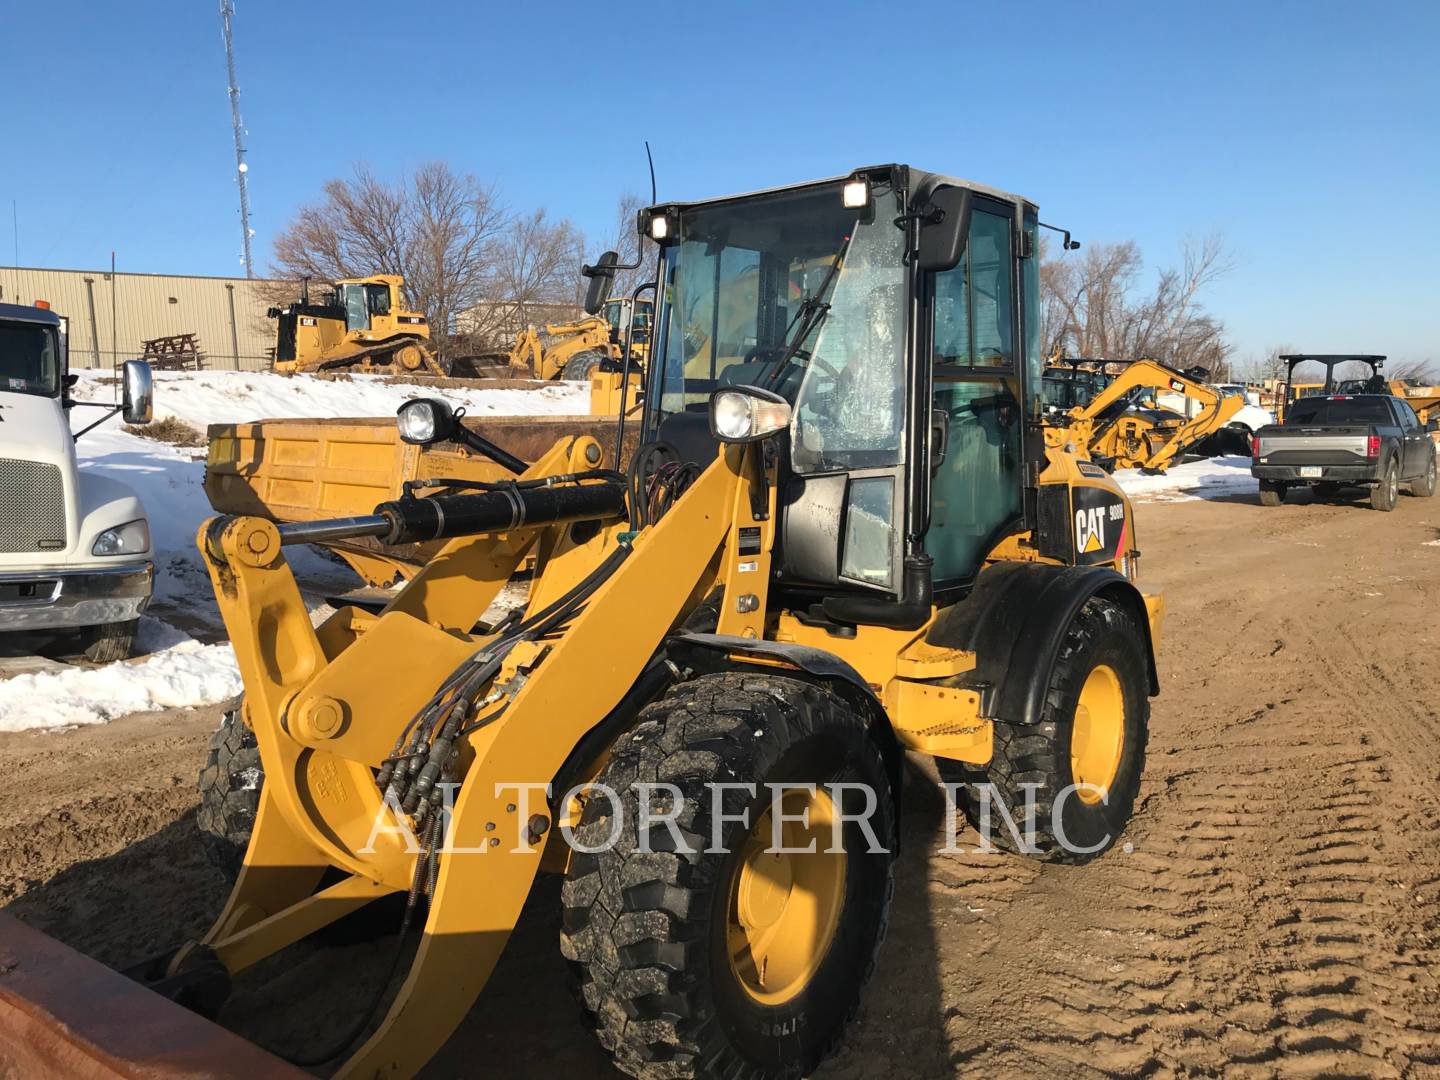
(1, 0, 1436, 367)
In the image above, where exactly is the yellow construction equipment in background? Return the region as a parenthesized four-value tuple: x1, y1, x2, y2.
(455, 296, 652, 380)
(6, 165, 1163, 1080)
(270, 275, 447, 377)
(1046, 358, 1243, 472)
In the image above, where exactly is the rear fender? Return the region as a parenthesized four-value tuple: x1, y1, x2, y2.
(928, 562, 1159, 726)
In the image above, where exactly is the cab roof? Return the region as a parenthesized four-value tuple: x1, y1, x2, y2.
(650, 164, 1039, 215)
(0, 302, 61, 327)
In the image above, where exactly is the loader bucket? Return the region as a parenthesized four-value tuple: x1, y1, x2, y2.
(204, 413, 640, 583)
(0, 913, 303, 1078)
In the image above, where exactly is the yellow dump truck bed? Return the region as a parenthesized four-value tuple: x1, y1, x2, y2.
(205, 414, 634, 585)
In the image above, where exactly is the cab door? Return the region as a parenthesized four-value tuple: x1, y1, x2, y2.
(1393, 398, 1428, 477)
(924, 198, 1026, 587)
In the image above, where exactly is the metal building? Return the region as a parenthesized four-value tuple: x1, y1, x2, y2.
(0, 266, 282, 371)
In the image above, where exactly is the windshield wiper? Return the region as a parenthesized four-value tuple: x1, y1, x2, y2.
(761, 242, 850, 391)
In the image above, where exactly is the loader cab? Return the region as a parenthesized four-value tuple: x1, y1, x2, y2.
(641, 166, 1043, 610)
(604, 297, 652, 346)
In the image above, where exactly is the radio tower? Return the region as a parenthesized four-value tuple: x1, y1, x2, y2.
(220, 0, 254, 278)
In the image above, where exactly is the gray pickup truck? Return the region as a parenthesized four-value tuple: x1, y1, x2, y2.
(1251, 394, 1437, 510)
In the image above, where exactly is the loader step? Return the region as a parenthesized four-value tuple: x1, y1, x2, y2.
(0, 913, 305, 1079)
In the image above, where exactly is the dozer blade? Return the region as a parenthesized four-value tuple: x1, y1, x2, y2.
(0, 913, 305, 1078)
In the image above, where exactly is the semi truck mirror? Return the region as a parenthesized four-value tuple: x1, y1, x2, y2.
(121, 361, 154, 425)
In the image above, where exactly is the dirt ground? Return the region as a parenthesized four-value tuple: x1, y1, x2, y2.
(3, 487, 1440, 1078)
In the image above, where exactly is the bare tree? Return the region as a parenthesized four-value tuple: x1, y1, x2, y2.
(1042, 233, 1234, 377)
(1390, 359, 1437, 383)
(270, 162, 506, 350)
(453, 209, 588, 348)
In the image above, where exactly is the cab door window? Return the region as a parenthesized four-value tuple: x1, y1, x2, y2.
(343, 285, 370, 331)
(926, 203, 1023, 585)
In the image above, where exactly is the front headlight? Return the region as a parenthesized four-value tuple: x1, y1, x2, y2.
(709, 386, 792, 443)
(396, 397, 455, 445)
(92, 519, 150, 557)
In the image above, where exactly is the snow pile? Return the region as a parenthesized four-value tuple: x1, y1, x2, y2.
(72, 369, 588, 430)
(0, 638, 241, 732)
(1113, 456, 1257, 503)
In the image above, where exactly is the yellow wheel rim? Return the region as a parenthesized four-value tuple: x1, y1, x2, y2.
(726, 787, 847, 1005)
(1071, 664, 1125, 805)
(396, 343, 423, 370)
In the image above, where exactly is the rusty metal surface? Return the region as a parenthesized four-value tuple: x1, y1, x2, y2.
(0, 913, 304, 1079)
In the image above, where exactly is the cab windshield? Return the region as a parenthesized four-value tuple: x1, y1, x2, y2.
(654, 179, 907, 472)
(0, 320, 60, 397)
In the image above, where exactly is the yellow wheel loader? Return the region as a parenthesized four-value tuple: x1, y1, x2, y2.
(453, 296, 653, 381)
(2, 166, 1163, 1080)
(269, 274, 448, 378)
(1045, 358, 1244, 472)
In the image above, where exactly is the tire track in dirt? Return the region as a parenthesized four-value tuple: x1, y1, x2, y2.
(831, 494, 1440, 1078)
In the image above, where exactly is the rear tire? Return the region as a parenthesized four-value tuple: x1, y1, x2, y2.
(1371, 459, 1399, 511)
(940, 597, 1149, 864)
(561, 672, 896, 1080)
(1258, 480, 1286, 507)
(561, 350, 607, 382)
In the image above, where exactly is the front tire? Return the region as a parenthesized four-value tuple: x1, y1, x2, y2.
(70, 619, 138, 664)
(942, 597, 1149, 864)
(561, 350, 607, 382)
(561, 672, 896, 1079)
(196, 702, 260, 879)
(1371, 458, 1399, 511)
(1408, 452, 1436, 498)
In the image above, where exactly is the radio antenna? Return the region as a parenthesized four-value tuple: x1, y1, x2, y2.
(644, 141, 657, 204)
(220, 0, 255, 278)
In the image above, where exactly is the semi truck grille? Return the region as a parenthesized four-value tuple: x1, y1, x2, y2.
(0, 459, 66, 553)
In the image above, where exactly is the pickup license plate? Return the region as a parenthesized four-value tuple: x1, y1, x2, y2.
(1300, 466, 1322, 478)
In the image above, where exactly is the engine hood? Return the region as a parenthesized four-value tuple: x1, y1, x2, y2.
(0, 391, 76, 471)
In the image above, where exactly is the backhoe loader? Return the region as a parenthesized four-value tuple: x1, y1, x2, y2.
(269, 274, 448, 377)
(0, 166, 1163, 1080)
(1046, 358, 1244, 471)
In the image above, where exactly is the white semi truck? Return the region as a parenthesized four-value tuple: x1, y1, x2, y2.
(0, 301, 155, 661)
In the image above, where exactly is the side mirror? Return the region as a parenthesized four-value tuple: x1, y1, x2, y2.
(915, 187, 973, 273)
(581, 251, 619, 315)
(121, 360, 153, 425)
(397, 397, 457, 446)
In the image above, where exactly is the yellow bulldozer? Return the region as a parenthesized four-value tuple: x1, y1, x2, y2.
(454, 296, 653, 380)
(0, 165, 1163, 1079)
(1045, 358, 1244, 472)
(269, 274, 449, 378)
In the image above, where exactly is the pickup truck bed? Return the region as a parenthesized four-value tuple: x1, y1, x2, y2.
(1251, 394, 1436, 510)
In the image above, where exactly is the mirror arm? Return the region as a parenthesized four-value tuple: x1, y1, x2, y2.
(70, 403, 123, 441)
